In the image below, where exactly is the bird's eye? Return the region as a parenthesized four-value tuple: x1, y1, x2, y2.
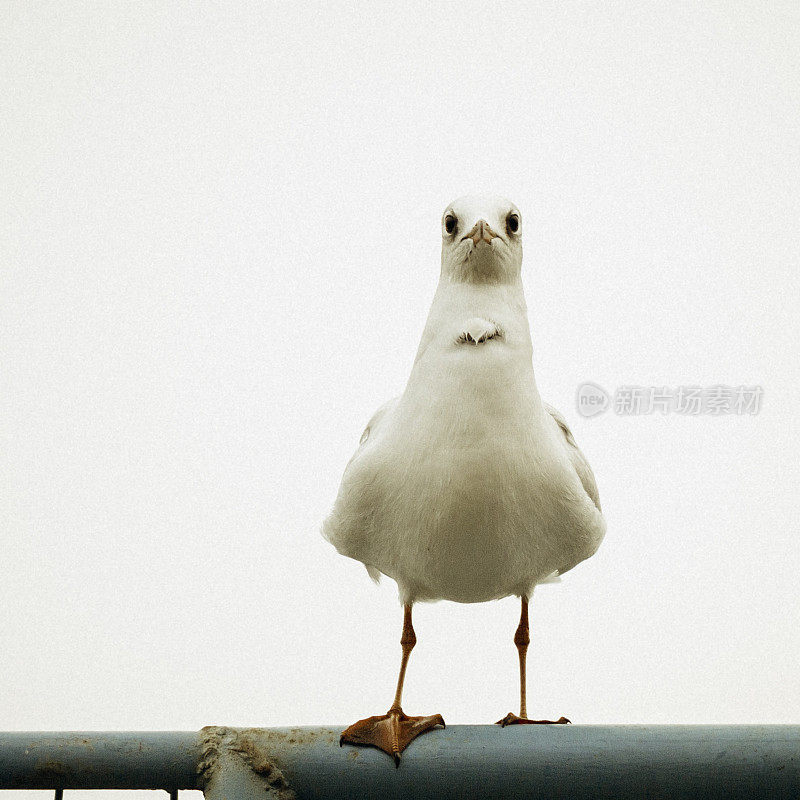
(444, 215, 457, 235)
(507, 214, 520, 235)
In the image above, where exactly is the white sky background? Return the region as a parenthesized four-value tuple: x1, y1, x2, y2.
(2, 5, 799, 794)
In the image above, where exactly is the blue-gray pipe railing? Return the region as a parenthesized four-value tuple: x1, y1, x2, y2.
(1, 726, 799, 799)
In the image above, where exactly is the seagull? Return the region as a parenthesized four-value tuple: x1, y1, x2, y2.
(323, 195, 606, 765)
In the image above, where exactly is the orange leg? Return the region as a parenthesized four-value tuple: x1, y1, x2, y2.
(340, 605, 444, 765)
(496, 596, 570, 726)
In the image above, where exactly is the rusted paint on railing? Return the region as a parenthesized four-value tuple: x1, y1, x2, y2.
(0, 731, 199, 790)
(1, 725, 799, 799)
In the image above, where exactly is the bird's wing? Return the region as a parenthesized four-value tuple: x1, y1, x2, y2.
(343, 396, 401, 584)
(544, 402, 602, 513)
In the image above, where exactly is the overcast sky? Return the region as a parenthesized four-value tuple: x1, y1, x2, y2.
(2, 2, 799, 797)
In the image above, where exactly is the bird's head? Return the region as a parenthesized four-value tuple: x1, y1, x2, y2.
(440, 195, 522, 284)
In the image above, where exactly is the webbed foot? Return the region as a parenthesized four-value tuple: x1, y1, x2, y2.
(340, 706, 445, 766)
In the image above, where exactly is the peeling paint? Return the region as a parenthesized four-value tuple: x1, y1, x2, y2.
(230, 732, 291, 792)
(197, 726, 296, 800)
(196, 726, 226, 783)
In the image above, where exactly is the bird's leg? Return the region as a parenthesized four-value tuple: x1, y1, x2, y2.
(496, 596, 570, 726)
(340, 604, 444, 766)
(392, 604, 416, 709)
(515, 595, 531, 718)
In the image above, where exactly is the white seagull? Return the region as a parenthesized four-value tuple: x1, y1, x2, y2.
(323, 195, 606, 764)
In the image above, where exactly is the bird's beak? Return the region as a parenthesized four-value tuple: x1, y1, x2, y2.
(463, 219, 498, 246)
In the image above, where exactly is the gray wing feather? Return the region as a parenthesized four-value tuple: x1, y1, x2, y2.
(544, 403, 602, 513)
(349, 396, 400, 585)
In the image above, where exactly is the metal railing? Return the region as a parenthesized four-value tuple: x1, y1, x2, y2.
(1, 725, 799, 799)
